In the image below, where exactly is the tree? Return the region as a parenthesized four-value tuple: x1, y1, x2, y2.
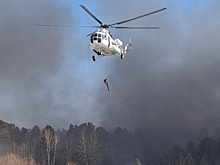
(31, 125, 41, 138)
(75, 125, 104, 165)
(197, 137, 217, 164)
(62, 124, 78, 163)
(41, 125, 60, 165)
(31, 125, 42, 164)
(184, 153, 196, 165)
(165, 145, 182, 165)
(52, 131, 60, 165)
(0, 120, 12, 153)
(176, 154, 185, 165)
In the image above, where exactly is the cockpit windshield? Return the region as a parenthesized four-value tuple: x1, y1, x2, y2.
(90, 33, 105, 43)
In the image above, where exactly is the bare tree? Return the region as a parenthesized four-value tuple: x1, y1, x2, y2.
(41, 125, 60, 165)
(52, 132, 60, 165)
(20, 132, 39, 161)
(76, 129, 88, 165)
(75, 128, 104, 165)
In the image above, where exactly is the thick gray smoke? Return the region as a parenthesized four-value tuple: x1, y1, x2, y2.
(0, 0, 79, 128)
(94, 0, 220, 134)
(1, 0, 220, 138)
(0, 0, 114, 129)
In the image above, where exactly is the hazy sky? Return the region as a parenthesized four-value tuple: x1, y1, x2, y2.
(0, 0, 220, 134)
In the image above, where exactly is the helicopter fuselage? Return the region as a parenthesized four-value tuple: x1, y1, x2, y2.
(89, 28, 124, 57)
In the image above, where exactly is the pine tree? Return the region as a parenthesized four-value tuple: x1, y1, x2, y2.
(184, 153, 196, 165)
(0, 120, 12, 153)
(176, 154, 185, 165)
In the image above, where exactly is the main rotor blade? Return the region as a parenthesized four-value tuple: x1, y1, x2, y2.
(34, 24, 73, 27)
(110, 26, 160, 29)
(78, 26, 101, 28)
(80, 5, 103, 26)
(34, 24, 101, 28)
(109, 7, 167, 26)
(86, 31, 97, 37)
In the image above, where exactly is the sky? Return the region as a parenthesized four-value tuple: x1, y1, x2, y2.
(0, 0, 220, 137)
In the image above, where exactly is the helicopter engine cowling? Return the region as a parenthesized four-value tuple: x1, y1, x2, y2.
(115, 39, 123, 46)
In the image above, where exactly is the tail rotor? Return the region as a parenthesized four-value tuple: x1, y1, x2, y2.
(128, 35, 134, 51)
(122, 36, 134, 59)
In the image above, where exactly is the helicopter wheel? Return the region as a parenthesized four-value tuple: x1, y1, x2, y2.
(92, 55, 96, 61)
(121, 54, 125, 59)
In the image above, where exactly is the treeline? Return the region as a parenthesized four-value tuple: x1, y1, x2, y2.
(150, 137, 220, 165)
(1, 119, 220, 165)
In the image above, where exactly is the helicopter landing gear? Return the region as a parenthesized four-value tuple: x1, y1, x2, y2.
(121, 54, 125, 59)
(92, 55, 96, 61)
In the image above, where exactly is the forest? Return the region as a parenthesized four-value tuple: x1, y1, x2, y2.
(1, 120, 220, 165)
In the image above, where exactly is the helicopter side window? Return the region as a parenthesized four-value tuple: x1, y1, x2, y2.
(98, 38, 101, 43)
(90, 34, 94, 43)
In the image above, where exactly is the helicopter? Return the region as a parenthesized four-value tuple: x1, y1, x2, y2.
(34, 5, 167, 61)
(79, 5, 166, 61)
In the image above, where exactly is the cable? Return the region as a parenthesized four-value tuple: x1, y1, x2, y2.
(106, 57, 109, 78)
(104, 57, 114, 163)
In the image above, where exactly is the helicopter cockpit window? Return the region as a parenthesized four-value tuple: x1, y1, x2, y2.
(90, 33, 103, 43)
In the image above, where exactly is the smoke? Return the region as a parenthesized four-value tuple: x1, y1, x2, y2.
(0, 0, 117, 129)
(0, 0, 80, 128)
(93, 0, 220, 134)
(1, 0, 220, 139)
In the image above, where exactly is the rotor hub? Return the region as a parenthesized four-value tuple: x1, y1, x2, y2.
(102, 24, 109, 29)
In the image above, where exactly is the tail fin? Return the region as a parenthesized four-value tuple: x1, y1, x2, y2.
(124, 36, 133, 52)
(121, 36, 133, 59)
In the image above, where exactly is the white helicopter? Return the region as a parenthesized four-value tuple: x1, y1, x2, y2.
(79, 5, 166, 61)
(34, 5, 167, 61)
